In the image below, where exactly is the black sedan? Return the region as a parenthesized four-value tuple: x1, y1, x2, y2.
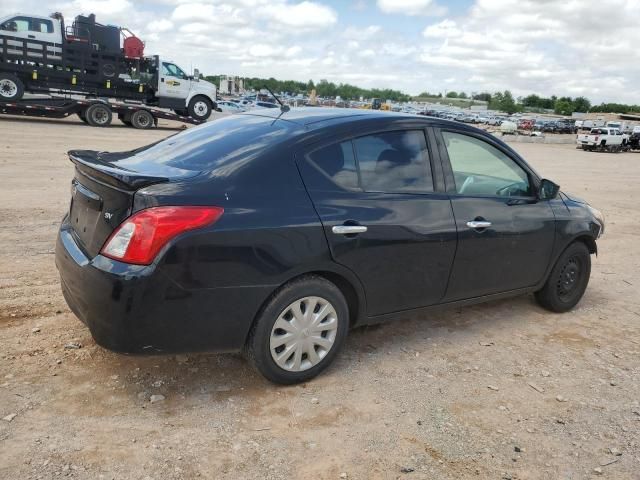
(56, 108, 605, 384)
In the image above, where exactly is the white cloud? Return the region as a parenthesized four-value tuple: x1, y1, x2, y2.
(377, 0, 446, 16)
(148, 19, 173, 33)
(259, 1, 337, 30)
(3, 0, 640, 103)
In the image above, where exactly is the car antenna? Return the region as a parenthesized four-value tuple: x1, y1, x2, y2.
(263, 86, 290, 112)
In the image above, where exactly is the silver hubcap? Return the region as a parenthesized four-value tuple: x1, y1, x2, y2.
(194, 101, 208, 116)
(93, 107, 109, 125)
(270, 296, 338, 372)
(0, 79, 18, 98)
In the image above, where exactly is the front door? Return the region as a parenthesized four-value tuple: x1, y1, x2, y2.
(298, 128, 457, 316)
(158, 61, 191, 100)
(436, 129, 556, 301)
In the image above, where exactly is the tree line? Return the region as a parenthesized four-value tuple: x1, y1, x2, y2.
(205, 74, 639, 114)
(205, 75, 410, 102)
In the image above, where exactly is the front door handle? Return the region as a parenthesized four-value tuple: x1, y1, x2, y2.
(332, 225, 367, 235)
(466, 220, 492, 229)
(28, 34, 35, 39)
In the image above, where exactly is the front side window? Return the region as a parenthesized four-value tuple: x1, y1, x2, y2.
(354, 130, 433, 193)
(162, 62, 186, 79)
(442, 131, 532, 197)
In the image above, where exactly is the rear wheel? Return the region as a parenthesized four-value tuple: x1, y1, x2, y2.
(188, 96, 213, 121)
(246, 276, 349, 384)
(535, 242, 591, 312)
(131, 109, 154, 129)
(84, 103, 112, 127)
(0, 73, 24, 101)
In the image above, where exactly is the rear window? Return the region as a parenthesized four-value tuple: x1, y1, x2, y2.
(111, 115, 292, 174)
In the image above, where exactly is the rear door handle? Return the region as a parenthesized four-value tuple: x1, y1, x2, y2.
(332, 225, 367, 235)
(466, 220, 492, 229)
(28, 35, 36, 39)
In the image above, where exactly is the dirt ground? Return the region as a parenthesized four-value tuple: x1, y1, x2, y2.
(1, 115, 639, 480)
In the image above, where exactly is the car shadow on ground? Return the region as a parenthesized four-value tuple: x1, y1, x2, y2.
(60, 293, 549, 408)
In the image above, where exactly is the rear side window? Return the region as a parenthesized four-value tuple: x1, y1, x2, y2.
(307, 130, 433, 194)
(354, 131, 432, 193)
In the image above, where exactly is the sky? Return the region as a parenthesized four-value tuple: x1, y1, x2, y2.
(3, 0, 639, 103)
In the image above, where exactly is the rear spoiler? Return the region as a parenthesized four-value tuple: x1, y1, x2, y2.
(69, 150, 169, 190)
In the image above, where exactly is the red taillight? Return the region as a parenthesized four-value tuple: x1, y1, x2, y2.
(100, 206, 224, 265)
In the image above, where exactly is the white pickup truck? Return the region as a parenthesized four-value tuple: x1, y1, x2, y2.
(576, 127, 629, 151)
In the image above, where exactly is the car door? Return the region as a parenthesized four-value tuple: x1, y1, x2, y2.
(158, 62, 191, 100)
(297, 127, 457, 316)
(435, 128, 556, 301)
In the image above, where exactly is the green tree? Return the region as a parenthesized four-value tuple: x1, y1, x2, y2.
(572, 96, 591, 113)
(445, 91, 458, 98)
(554, 99, 573, 115)
(458, 92, 468, 99)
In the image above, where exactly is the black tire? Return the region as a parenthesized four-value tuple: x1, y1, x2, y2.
(187, 96, 213, 121)
(84, 103, 112, 127)
(246, 276, 349, 384)
(535, 242, 591, 313)
(0, 73, 24, 101)
(131, 109, 154, 129)
(77, 111, 89, 124)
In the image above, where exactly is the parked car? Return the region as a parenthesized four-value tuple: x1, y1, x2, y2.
(217, 101, 245, 113)
(576, 127, 629, 151)
(517, 119, 534, 130)
(56, 109, 604, 384)
(542, 121, 557, 133)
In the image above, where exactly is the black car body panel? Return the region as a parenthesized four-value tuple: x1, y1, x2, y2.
(55, 108, 603, 353)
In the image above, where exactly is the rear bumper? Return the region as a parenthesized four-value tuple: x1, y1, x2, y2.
(55, 219, 273, 354)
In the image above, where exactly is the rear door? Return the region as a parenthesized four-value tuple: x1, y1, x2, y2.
(297, 127, 457, 316)
(434, 128, 555, 301)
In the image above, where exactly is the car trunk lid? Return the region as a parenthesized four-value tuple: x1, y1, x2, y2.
(67, 149, 194, 259)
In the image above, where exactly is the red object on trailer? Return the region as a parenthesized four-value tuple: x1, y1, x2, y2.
(121, 28, 144, 59)
(123, 36, 144, 59)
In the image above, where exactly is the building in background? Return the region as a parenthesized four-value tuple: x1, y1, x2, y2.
(219, 75, 244, 95)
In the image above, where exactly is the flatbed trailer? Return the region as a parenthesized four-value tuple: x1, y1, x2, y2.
(0, 96, 203, 128)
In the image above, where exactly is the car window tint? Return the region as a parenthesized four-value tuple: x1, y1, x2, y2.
(307, 141, 358, 190)
(443, 131, 532, 197)
(353, 130, 433, 193)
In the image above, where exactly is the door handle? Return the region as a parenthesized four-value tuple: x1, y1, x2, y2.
(466, 220, 492, 229)
(28, 35, 35, 39)
(332, 225, 367, 235)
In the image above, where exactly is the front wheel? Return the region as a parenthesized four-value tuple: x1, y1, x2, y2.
(246, 276, 349, 384)
(188, 96, 213, 121)
(535, 242, 591, 312)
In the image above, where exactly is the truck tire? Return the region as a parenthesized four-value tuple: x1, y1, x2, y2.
(188, 96, 212, 121)
(131, 109, 154, 129)
(0, 74, 24, 101)
(84, 103, 112, 127)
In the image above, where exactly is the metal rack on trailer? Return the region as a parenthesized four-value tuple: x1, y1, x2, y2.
(0, 96, 204, 128)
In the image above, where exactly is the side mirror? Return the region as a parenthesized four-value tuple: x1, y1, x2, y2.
(539, 178, 560, 200)
(193, 68, 200, 81)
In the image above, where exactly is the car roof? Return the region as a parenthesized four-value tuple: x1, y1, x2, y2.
(238, 107, 412, 127)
